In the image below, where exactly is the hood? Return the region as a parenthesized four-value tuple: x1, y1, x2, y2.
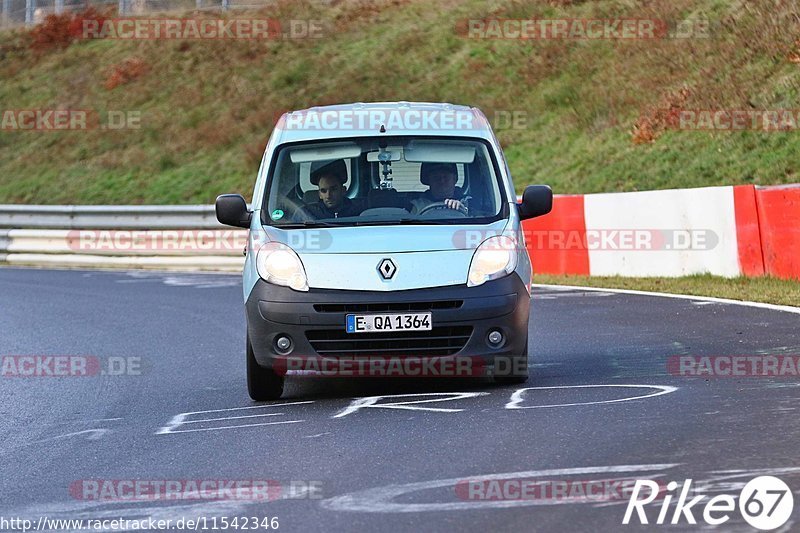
(257, 219, 508, 255)
(252, 219, 510, 291)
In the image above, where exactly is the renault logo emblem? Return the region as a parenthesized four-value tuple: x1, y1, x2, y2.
(377, 258, 397, 280)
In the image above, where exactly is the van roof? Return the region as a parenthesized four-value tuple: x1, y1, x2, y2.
(273, 102, 494, 144)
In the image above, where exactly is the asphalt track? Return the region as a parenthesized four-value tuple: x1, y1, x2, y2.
(1, 267, 799, 532)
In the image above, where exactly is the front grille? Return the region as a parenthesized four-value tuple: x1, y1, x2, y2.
(313, 300, 463, 313)
(305, 326, 473, 356)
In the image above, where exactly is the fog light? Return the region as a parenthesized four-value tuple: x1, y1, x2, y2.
(275, 335, 293, 354)
(487, 330, 504, 347)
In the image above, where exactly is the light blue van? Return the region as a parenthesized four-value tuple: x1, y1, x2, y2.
(216, 102, 552, 400)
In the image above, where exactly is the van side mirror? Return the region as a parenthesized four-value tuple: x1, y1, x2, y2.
(215, 194, 251, 228)
(518, 185, 553, 220)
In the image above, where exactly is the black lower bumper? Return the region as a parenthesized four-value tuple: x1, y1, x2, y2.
(245, 274, 530, 370)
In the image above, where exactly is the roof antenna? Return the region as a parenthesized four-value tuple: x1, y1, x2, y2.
(379, 124, 386, 133)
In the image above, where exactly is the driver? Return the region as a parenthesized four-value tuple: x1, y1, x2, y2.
(410, 162, 468, 214)
(303, 160, 365, 219)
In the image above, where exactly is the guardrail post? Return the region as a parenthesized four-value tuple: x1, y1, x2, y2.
(55, 0, 63, 14)
(25, 0, 35, 25)
(196, 0, 202, 8)
(118, 0, 127, 15)
(1, 0, 9, 27)
(221, 0, 228, 11)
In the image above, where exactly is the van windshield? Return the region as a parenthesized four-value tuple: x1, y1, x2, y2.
(263, 137, 506, 227)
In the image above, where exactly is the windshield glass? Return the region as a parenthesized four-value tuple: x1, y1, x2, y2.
(263, 137, 505, 227)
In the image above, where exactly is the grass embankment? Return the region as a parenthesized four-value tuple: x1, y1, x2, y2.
(534, 274, 800, 308)
(1, 0, 800, 204)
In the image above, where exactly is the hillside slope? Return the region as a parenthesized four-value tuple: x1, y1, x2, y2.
(1, 0, 799, 204)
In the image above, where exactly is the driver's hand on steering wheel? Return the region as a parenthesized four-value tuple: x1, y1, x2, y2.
(444, 199, 465, 211)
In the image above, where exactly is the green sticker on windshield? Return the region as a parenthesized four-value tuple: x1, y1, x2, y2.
(271, 209, 284, 220)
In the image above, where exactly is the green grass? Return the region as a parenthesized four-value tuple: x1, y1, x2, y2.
(1, 0, 800, 204)
(534, 274, 800, 308)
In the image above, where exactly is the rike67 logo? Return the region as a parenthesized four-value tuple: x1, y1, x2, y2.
(623, 476, 794, 530)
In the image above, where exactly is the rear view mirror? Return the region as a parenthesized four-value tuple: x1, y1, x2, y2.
(367, 147, 403, 162)
(216, 194, 251, 228)
(518, 185, 553, 220)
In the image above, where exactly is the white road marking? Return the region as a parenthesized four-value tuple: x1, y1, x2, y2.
(332, 392, 489, 419)
(320, 464, 680, 513)
(304, 432, 332, 438)
(533, 283, 800, 314)
(505, 384, 677, 409)
(30, 429, 110, 443)
(119, 271, 240, 289)
(155, 401, 313, 435)
(171, 400, 314, 416)
(531, 291, 614, 299)
(180, 413, 284, 424)
(55, 417, 123, 424)
(161, 419, 304, 434)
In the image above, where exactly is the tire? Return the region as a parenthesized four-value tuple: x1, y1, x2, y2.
(493, 335, 529, 385)
(247, 335, 284, 401)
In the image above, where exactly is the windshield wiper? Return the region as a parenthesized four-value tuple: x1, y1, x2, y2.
(277, 218, 464, 228)
(274, 220, 345, 228)
(353, 218, 453, 226)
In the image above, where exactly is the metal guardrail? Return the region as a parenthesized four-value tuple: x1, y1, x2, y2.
(2, 252, 244, 270)
(2, 228, 245, 254)
(0, 204, 221, 229)
(0, 204, 243, 270)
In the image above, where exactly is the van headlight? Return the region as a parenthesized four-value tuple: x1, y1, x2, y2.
(467, 235, 518, 287)
(256, 242, 309, 292)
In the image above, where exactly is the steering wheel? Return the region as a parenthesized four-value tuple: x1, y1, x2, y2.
(416, 201, 468, 217)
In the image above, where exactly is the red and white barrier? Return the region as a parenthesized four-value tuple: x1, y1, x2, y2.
(524, 184, 800, 280)
(754, 185, 800, 279)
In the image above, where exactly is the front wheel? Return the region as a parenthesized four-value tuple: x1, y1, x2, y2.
(247, 335, 284, 401)
(493, 335, 529, 385)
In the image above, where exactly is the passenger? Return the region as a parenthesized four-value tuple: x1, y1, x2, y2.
(303, 160, 365, 219)
(410, 162, 468, 214)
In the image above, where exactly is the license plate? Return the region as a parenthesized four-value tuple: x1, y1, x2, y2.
(346, 313, 432, 333)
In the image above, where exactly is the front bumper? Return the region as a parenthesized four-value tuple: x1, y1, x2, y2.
(245, 274, 530, 370)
